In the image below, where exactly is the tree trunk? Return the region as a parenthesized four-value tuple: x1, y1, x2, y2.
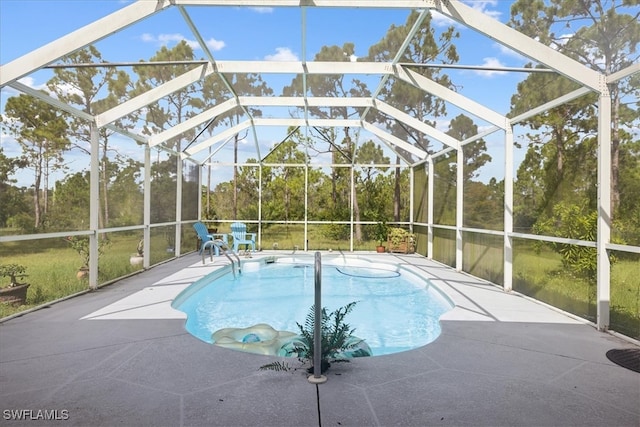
(43, 152, 49, 223)
(100, 153, 108, 230)
(394, 156, 401, 222)
(345, 127, 362, 241)
(233, 133, 238, 219)
(610, 83, 620, 221)
(33, 149, 43, 229)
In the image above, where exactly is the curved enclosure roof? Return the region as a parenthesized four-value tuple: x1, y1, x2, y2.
(0, 0, 636, 168)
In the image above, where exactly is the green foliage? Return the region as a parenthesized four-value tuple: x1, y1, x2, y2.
(387, 227, 415, 247)
(295, 301, 361, 372)
(260, 301, 363, 374)
(0, 263, 27, 287)
(64, 236, 111, 268)
(533, 202, 608, 279)
(373, 221, 388, 245)
(321, 223, 351, 241)
(514, 243, 639, 339)
(0, 147, 28, 228)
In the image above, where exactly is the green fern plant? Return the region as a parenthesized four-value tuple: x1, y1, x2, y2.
(260, 301, 364, 374)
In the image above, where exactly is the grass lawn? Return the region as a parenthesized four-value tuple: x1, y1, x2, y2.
(0, 232, 175, 318)
(513, 244, 639, 340)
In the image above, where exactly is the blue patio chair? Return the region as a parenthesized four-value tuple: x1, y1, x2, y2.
(229, 222, 256, 253)
(193, 221, 228, 256)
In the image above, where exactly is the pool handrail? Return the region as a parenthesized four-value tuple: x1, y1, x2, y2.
(202, 239, 242, 277)
(309, 251, 327, 384)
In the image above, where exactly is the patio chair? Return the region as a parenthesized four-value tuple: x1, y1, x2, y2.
(193, 221, 228, 256)
(229, 222, 256, 253)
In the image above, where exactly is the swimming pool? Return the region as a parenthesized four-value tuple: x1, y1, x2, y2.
(172, 256, 453, 356)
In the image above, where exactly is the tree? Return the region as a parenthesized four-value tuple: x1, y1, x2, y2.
(354, 140, 391, 225)
(2, 94, 69, 229)
(510, 0, 640, 219)
(48, 172, 90, 230)
(202, 71, 273, 219)
(0, 147, 28, 227)
(446, 114, 499, 230)
(367, 10, 460, 221)
(133, 41, 206, 225)
(107, 157, 144, 227)
(447, 115, 491, 182)
(47, 46, 137, 229)
(510, 70, 598, 218)
(262, 129, 309, 223)
(283, 43, 369, 240)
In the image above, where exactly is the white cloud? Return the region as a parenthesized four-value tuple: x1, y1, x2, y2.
(141, 33, 225, 51)
(435, 118, 450, 133)
(205, 38, 226, 51)
(494, 43, 528, 62)
(54, 82, 83, 99)
(265, 47, 298, 61)
(158, 33, 188, 45)
(17, 76, 46, 91)
(473, 57, 508, 77)
(552, 32, 574, 48)
(140, 33, 155, 43)
(431, 0, 502, 28)
(465, 0, 501, 21)
(250, 7, 273, 14)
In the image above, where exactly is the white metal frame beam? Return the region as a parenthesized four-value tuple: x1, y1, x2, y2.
(0, 1, 173, 86)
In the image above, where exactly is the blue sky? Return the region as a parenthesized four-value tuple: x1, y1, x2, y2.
(1, 0, 542, 187)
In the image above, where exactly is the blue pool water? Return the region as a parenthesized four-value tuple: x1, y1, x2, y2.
(173, 257, 453, 356)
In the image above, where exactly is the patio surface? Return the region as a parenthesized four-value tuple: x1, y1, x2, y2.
(1, 252, 638, 427)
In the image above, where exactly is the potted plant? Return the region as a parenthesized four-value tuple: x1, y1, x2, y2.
(373, 221, 388, 253)
(130, 239, 144, 267)
(0, 263, 30, 305)
(387, 227, 416, 254)
(65, 235, 110, 279)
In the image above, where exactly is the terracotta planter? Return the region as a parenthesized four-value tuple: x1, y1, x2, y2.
(0, 283, 30, 305)
(376, 245, 386, 253)
(130, 254, 144, 267)
(77, 267, 89, 280)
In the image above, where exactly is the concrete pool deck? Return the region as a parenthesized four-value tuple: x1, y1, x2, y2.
(0, 252, 638, 426)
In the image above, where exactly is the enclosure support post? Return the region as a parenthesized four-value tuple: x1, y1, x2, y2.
(304, 164, 309, 252)
(175, 158, 183, 257)
(455, 147, 463, 271)
(309, 251, 327, 384)
(350, 165, 355, 252)
(198, 163, 203, 221)
(409, 166, 414, 233)
(504, 122, 514, 292)
(258, 163, 263, 250)
(596, 79, 611, 331)
(88, 123, 100, 290)
(427, 156, 434, 259)
(143, 147, 151, 268)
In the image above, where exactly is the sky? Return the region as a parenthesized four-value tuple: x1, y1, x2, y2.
(0, 0, 582, 188)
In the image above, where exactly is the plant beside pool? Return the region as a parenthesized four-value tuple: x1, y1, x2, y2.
(258, 301, 371, 374)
